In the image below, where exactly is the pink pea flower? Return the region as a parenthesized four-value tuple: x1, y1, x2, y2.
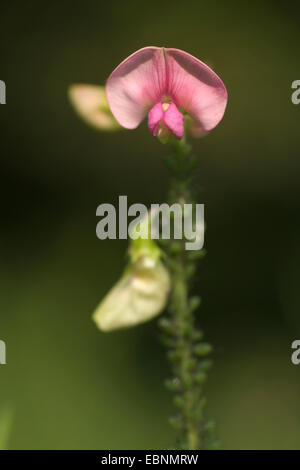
(106, 47, 227, 140)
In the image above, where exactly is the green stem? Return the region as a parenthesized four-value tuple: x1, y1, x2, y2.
(159, 137, 216, 450)
(172, 253, 199, 449)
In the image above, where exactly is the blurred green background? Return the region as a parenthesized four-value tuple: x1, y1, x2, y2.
(0, 0, 300, 450)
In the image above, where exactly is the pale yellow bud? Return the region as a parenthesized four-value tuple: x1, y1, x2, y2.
(68, 84, 120, 131)
(92, 257, 170, 331)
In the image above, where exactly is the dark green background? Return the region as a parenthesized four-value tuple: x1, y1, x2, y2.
(0, 0, 300, 449)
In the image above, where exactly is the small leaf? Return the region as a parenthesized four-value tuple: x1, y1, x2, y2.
(165, 378, 181, 392)
(192, 330, 204, 341)
(158, 318, 174, 335)
(203, 420, 215, 433)
(188, 154, 200, 171)
(189, 296, 201, 312)
(206, 439, 220, 450)
(194, 343, 213, 356)
(183, 375, 193, 388)
(186, 358, 197, 371)
(187, 249, 206, 261)
(173, 395, 184, 409)
(195, 371, 207, 384)
(167, 350, 182, 363)
(185, 263, 196, 278)
(198, 359, 213, 371)
(169, 415, 182, 430)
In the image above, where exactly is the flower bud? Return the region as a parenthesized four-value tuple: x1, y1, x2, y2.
(69, 84, 120, 131)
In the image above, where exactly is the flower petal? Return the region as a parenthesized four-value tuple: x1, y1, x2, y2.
(106, 47, 166, 129)
(92, 257, 170, 331)
(106, 47, 227, 136)
(148, 102, 164, 136)
(163, 102, 184, 139)
(69, 84, 120, 131)
(165, 48, 228, 134)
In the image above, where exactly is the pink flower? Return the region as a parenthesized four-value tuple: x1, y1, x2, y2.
(106, 47, 227, 140)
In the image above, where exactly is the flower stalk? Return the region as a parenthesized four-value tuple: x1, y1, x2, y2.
(159, 137, 216, 450)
